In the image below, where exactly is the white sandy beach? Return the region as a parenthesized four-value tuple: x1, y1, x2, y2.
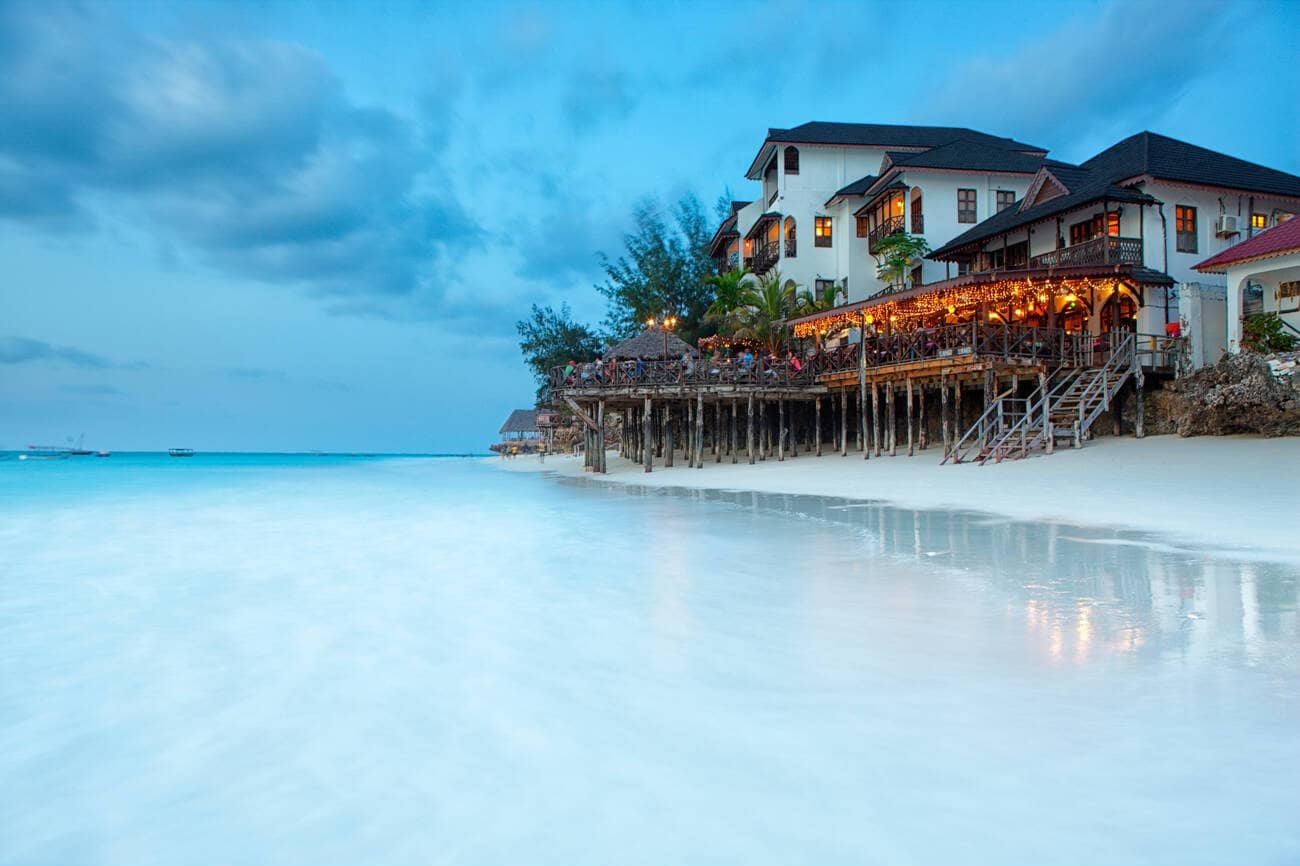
(495, 435, 1300, 560)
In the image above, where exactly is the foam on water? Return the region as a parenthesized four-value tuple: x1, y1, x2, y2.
(2, 455, 1298, 865)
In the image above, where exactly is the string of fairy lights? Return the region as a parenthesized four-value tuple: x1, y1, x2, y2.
(790, 276, 1144, 339)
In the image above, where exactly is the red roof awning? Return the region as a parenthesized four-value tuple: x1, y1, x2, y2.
(1194, 217, 1300, 273)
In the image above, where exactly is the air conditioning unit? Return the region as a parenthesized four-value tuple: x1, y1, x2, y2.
(1215, 214, 1240, 236)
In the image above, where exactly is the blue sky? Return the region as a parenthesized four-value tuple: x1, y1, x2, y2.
(2, 0, 1297, 452)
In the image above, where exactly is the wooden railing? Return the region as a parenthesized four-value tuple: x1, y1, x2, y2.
(751, 240, 779, 274)
(867, 215, 906, 254)
(1027, 236, 1143, 269)
(549, 328, 1188, 393)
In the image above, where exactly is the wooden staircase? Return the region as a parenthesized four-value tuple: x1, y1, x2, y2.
(944, 333, 1136, 465)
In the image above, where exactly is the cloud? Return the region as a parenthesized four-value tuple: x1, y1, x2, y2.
(929, 1, 1231, 157)
(562, 64, 637, 132)
(60, 383, 124, 396)
(0, 336, 110, 368)
(225, 366, 288, 382)
(0, 3, 480, 315)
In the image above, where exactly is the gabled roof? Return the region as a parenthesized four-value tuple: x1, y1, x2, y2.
(499, 409, 539, 435)
(826, 174, 877, 205)
(746, 121, 1047, 178)
(932, 133, 1300, 261)
(887, 139, 1046, 174)
(1084, 132, 1300, 199)
(1195, 217, 1300, 273)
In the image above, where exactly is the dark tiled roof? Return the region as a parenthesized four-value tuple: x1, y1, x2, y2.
(746, 121, 1047, 178)
(708, 201, 752, 253)
(888, 140, 1046, 174)
(1195, 217, 1300, 272)
(766, 121, 1045, 153)
(1084, 132, 1300, 199)
(828, 174, 877, 200)
(499, 409, 539, 435)
(932, 132, 1300, 260)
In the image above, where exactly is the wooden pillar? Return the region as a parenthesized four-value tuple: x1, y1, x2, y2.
(759, 399, 768, 461)
(941, 374, 951, 455)
(840, 388, 848, 456)
(665, 403, 674, 468)
(643, 397, 653, 472)
(1040, 371, 1053, 454)
(887, 382, 897, 456)
(982, 368, 995, 448)
(715, 400, 722, 462)
(918, 382, 928, 450)
(778, 398, 786, 461)
(747, 393, 755, 464)
(1134, 348, 1146, 439)
(955, 380, 963, 439)
(815, 396, 822, 457)
(871, 380, 881, 457)
(696, 392, 705, 470)
(731, 399, 739, 464)
(906, 377, 915, 457)
(596, 400, 606, 473)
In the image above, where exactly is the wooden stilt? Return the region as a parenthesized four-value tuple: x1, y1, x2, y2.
(759, 399, 768, 461)
(941, 375, 951, 456)
(918, 381, 928, 450)
(747, 393, 755, 465)
(839, 389, 848, 456)
(696, 392, 704, 470)
(597, 400, 606, 473)
(871, 380, 881, 457)
(906, 377, 915, 457)
(982, 368, 995, 449)
(778, 398, 786, 461)
(643, 397, 653, 472)
(815, 396, 822, 457)
(715, 400, 723, 462)
(731, 399, 738, 464)
(665, 403, 674, 468)
(887, 382, 897, 456)
(1040, 371, 1053, 454)
(1135, 368, 1145, 439)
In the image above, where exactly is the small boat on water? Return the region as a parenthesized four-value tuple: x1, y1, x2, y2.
(96, 451, 112, 457)
(168, 448, 196, 458)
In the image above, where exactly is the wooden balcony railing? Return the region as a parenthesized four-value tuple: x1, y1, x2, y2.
(751, 240, 779, 275)
(867, 215, 906, 254)
(1027, 236, 1143, 269)
(548, 328, 1187, 394)
(911, 213, 924, 234)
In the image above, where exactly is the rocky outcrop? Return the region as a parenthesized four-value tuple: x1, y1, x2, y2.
(1152, 351, 1300, 437)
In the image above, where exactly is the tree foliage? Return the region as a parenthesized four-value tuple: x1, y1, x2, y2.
(726, 270, 802, 355)
(515, 303, 603, 403)
(595, 193, 716, 344)
(873, 233, 931, 290)
(1242, 312, 1299, 353)
(703, 265, 753, 329)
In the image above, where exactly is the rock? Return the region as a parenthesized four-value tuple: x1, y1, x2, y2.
(1154, 351, 1300, 437)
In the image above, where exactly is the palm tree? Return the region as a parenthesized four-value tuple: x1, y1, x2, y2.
(795, 279, 846, 351)
(873, 233, 931, 291)
(726, 269, 802, 355)
(703, 265, 753, 331)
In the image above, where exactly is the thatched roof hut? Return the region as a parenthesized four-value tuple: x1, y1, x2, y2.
(606, 327, 696, 359)
(499, 409, 540, 438)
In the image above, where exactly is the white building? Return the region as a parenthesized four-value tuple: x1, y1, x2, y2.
(1194, 216, 1300, 351)
(710, 122, 1047, 302)
(927, 132, 1300, 346)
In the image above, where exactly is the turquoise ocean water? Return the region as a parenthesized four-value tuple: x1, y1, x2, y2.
(1, 453, 1298, 865)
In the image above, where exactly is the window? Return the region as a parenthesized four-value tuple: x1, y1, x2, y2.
(856, 215, 869, 238)
(909, 265, 923, 288)
(784, 217, 797, 258)
(1252, 213, 1269, 230)
(910, 190, 924, 234)
(814, 217, 833, 247)
(996, 190, 1016, 213)
(1069, 212, 1121, 245)
(783, 146, 799, 175)
(1280, 280, 1300, 311)
(814, 278, 837, 300)
(957, 189, 977, 223)
(1176, 205, 1197, 253)
(957, 261, 971, 276)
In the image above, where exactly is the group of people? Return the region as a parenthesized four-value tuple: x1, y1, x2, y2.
(560, 347, 809, 387)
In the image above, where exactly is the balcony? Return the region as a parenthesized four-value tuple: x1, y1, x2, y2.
(785, 237, 797, 258)
(750, 240, 779, 275)
(867, 215, 905, 254)
(1028, 236, 1143, 269)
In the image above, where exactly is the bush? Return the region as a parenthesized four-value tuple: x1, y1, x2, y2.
(1242, 313, 1298, 353)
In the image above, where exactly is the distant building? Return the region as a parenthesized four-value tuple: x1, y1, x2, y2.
(498, 409, 541, 441)
(1195, 216, 1300, 351)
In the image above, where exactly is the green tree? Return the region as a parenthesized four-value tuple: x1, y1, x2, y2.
(726, 270, 802, 355)
(873, 233, 931, 291)
(515, 303, 603, 403)
(1242, 312, 1299, 353)
(703, 265, 753, 330)
(596, 193, 715, 344)
(795, 279, 846, 349)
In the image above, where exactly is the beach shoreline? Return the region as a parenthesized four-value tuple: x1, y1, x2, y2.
(492, 434, 1300, 562)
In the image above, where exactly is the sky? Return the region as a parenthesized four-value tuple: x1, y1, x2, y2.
(2, 0, 1297, 453)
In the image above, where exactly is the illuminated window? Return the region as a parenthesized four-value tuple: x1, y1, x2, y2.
(783, 146, 799, 175)
(996, 190, 1016, 213)
(815, 217, 833, 247)
(856, 215, 869, 238)
(1176, 205, 1197, 253)
(1252, 213, 1268, 230)
(957, 189, 977, 223)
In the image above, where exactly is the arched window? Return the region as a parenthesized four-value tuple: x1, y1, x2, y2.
(910, 189, 924, 234)
(784, 217, 797, 258)
(1100, 289, 1139, 332)
(784, 146, 799, 175)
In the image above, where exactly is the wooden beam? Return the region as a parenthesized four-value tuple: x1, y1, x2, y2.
(815, 396, 822, 457)
(778, 398, 786, 461)
(597, 400, 606, 473)
(643, 396, 653, 472)
(696, 392, 705, 470)
(747, 393, 755, 464)
(731, 398, 738, 464)
(941, 374, 951, 456)
(872, 380, 881, 457)
(918, 381, 928, 450)
(840, 388, 848, 457)
(563, 396, 599, 431)
(906, 377, 915, 457)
